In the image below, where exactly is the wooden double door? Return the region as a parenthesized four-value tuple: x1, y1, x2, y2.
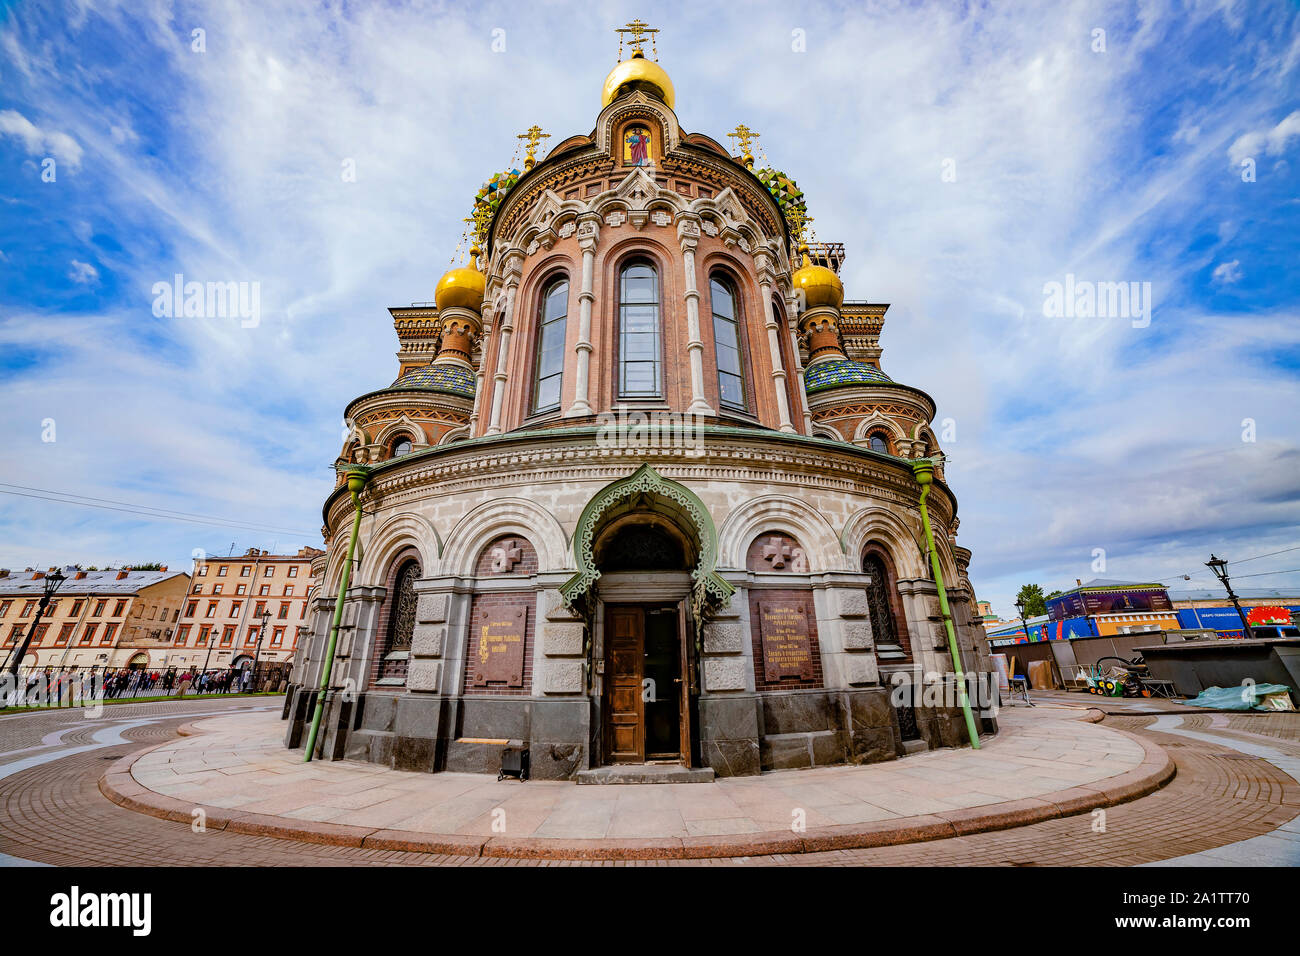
(604, 603, 693, 765)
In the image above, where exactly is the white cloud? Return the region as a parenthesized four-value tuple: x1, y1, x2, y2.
(67, 259, 98, 284)
(1228, 109, 1300, 166)
(1211, 259, 1243, 285)
(0, 108, 83, 170)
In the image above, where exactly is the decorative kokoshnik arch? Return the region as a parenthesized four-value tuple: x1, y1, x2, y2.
(560, 463, 733, 618)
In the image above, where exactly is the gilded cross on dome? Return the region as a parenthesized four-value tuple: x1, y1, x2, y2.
(727, 124, 759, 169)
(517, 124, 550, 170)
(617, 18, 660, 60)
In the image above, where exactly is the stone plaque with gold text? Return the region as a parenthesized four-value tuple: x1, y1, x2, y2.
(757, 601, 814, 681)
(472, 606, 527, 687)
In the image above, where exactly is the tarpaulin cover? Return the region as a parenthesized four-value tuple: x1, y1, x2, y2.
(1182, 684, 1295, 711)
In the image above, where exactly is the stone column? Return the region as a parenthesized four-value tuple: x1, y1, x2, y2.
(565, 215, 600, 417)
(785, 293, 814, 433)
(755, 254, 795, 433)
(677, 216, 715, 417)
(486, 251, 524, 435)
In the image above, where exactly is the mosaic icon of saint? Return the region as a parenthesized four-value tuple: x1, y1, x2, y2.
(624, 126, 650, 165)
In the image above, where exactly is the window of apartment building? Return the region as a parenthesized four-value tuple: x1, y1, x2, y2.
(175, 625, 190, 646)
(231, 601, 242, 618)
(288, 566, 299, 578)
(217, 566, 228, 576)
(236, 584, 246, 595)
(264, 566, 275, 577)
(0, 600, 11, 616)
(213, 584, 223, 595)
(241, 565, 251, 577)
(259, 585, 269, 596)
(254, 601, 266, 617)
(197, 625, 210, 646)
(5, 624, 20, 645)
(198, 565, 208, 576)
(193, 583, 203, 593)
(80, 624, 98, 645)
(70, 599, 84, 616)
(93, 599, 107, 616)
(278, 602, 290, 619)
(20, 600, 36, 617)
(55, 623, 74, 645)
(221, 626, 234, 646)
(101, 623, 117, 645)
(186, 600, 197, 617)
(272, 627, 285, 647)
(205, 601, 217, 618)
(113, 599, 126, 615)
(245, 628, 258, 646)
(283, 586, 294, 596)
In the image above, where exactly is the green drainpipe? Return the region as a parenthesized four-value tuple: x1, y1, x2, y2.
(303, 467, 368, 763)
(911, 459, 981, 750)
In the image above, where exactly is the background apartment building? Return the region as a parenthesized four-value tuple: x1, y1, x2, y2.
(172, 547, 324, 674)
(0, 566, 190, 673)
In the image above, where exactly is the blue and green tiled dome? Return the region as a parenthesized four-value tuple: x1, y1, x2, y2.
(804, 360, 892, 394)
(390, 363, 475, 398)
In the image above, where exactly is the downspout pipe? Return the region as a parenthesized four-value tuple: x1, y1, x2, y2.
(303, 467, 368, 763)
(911, 459, 981, 750)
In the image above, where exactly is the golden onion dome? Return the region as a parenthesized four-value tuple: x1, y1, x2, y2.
(434, 247, 486, 313)
(791, 245, 844, 310)
(601, 51, 675, 110)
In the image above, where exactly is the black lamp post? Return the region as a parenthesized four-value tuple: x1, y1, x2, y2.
(1206, 554, 1253, 639)
(250, 609, 270, 692)
(4, 569, 67, 701)
(1015, 597, 1030, 642)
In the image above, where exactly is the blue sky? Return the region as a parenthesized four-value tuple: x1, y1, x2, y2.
(1, 0, 1297, 617)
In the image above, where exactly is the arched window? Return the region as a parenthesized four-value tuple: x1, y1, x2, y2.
(710, 276, 746, 410)
(532, 277, 569, 412)
(867, 431, 890, 454)
(618, 260, 661, 398)
(376, 558, 420, 684)
(390, 435, 413, 458)
(862, 548, 909, 662)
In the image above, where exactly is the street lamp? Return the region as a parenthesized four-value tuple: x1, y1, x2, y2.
(4, 569, 67, 701)
(1015, 597, 1030, 641)
(250, 608, 270, 693)
(1206, 554, 1253, 639)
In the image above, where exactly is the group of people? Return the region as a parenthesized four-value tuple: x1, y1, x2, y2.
(15, 665, 266, 704)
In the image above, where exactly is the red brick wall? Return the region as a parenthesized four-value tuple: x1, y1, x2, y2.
(473, 535, 539, 577)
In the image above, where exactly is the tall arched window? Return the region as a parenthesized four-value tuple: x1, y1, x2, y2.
(376, 558, 420, 684)
(390, 434, 413, 458)
(710, 276, 746, 410)
(867, 431, 890, 454)
(618, 260, 661, 398)
(532, 277, 569, 412)
(862, 549, 909, 662)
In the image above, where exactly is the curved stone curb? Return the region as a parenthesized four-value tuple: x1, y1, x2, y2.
(99, 720, 1177, 860)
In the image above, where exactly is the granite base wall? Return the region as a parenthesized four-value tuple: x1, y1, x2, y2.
(283, 683, 992, 779)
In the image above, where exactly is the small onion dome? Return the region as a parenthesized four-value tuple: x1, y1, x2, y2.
(792, 244, 844, 310)
(804, 359, 893, 394)
(434, 246, 486, 313)
(602, 50, 675, 109)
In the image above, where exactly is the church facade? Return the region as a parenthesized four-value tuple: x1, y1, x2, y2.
(285, 27, 993, 779)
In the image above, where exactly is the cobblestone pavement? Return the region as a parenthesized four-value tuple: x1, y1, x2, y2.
(1, 699, 1297, 866)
